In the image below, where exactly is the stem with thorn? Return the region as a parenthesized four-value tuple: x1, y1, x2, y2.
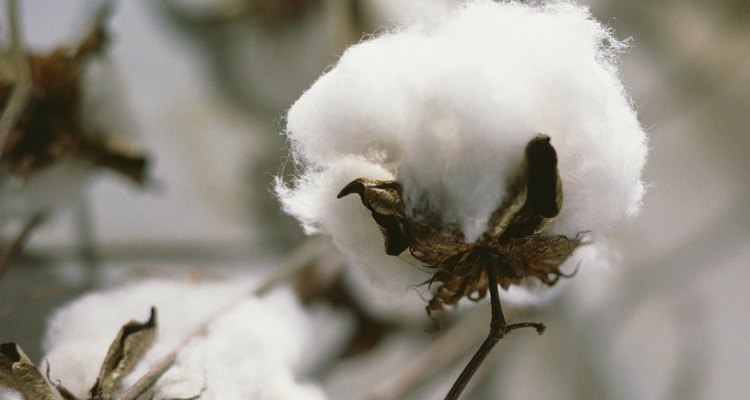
(444, 259, 545, 400)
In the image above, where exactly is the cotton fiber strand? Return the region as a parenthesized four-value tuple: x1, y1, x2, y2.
(42, 279, 328, 400)
(277, 0, 647, 306)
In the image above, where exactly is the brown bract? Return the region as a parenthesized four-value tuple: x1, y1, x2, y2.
(0, 307, 158, 400)
(338, 134, 582, 316)
(0, 9, 148, 185)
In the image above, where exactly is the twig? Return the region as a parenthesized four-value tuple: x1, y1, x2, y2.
(0, 213, 44, 280)
(7, 0, 23, 65)
(444, 262, 545, 400)
(117, 351, 176, 400)
(114, 236, 333, 400)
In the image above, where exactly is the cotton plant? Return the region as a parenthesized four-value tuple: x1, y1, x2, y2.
(1, 278, 338, 399)
(0, 2, 149, 275)
(277, 0, 648, 398)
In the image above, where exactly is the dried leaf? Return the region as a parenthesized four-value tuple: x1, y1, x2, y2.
(339, 134, 582, 315)
(88, 307, 157, 400)
(0, 342, 58, 400)
(0, 2, 148, 185)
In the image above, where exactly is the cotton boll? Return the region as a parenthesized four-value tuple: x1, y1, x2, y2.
(279, 0, 647, 308)
(153, 289, 326, 400)
(43, 279, 257, 396)
(43, 278, 329, 399)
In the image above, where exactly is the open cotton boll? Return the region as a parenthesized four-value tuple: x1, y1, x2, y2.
(42, 279, 328, 399)
(278, 0, 647, 307)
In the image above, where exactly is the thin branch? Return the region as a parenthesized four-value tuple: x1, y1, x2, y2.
(116, 351, 175, 400)
(0, 78, 31, 148)
(444, 261, 545, 400)
(7, 0, 23, 65)
(0, 213, 44, 280)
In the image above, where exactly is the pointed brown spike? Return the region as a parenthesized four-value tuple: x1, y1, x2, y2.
(525, 134, 562, 218)
(337, 178, 366, 199)
(338, 178, 410, 256)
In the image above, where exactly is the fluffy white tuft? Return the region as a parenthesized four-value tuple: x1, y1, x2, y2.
(0, 388, 23, 400)
(277, 1, 647, 304)
(42, 279, 327, 400)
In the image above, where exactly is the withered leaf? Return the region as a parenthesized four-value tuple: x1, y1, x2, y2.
(0, 342, 57, 400)
(338, 134, 582, 315)
(88, 307, 157, 400)
(0, 2, 149, 185)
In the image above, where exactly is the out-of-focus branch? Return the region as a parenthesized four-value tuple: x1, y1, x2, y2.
(0, 0, 31, 152)
(0, 214, 44, 280)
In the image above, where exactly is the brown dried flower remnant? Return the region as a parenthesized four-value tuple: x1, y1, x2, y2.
(0, 5, 148, 185)
(338, 134, 582, 316)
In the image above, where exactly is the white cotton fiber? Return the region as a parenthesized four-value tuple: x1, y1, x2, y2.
(277, 1, 647, 304)
(42, 279, 328, 400)
(0, 388, 23, 400)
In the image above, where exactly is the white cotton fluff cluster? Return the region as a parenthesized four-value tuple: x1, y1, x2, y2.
(277, 0, 647, 310)
(42, 279, 328, 400)
(0, 388, 22, 400)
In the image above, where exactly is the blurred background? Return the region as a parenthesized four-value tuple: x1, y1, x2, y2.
(1, 0, 748, 399)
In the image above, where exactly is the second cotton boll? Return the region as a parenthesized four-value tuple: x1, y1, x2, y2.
(277, 0, 648, 315)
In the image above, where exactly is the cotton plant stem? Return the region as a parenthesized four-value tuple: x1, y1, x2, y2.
(0, 213, 44, 280)
(444, 262, 545, 400)
(115, 237, 333, 400)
